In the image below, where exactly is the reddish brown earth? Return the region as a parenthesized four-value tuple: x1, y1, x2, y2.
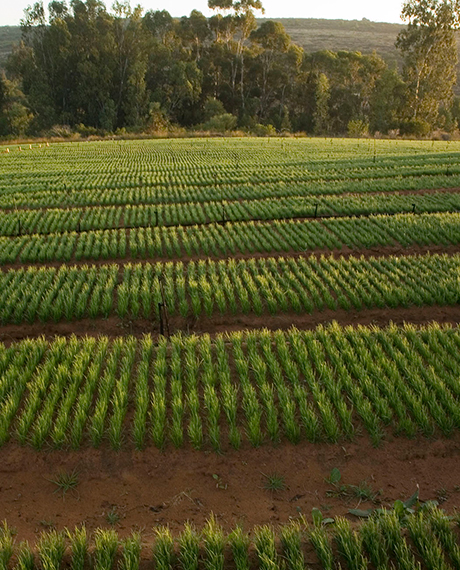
(0, 304, 459, 345)
(1, 185, 460, 212)
(2, 243, 460, 273)
(1, 435, 460, 541)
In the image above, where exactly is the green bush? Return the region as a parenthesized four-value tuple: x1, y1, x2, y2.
(251, 123, 276, 137)
(204, 113, 238, 133)
(399, 118, 431, 137)
(347, 120, 369, 138)
(203, 98, 226, 121)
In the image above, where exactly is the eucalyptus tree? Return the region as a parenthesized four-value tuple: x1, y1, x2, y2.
(396, 0, 460, 127)
(208, 0, 264, 113)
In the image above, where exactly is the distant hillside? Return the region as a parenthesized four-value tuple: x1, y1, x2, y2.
(263, 19, 460, 93)
(262, 18, 404, 67)
(0, 18, 457, 74)
(0, 26, 21, 69)
(0, 19, 404, 72)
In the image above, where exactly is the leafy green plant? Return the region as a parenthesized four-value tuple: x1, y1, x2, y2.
(349, 487, 420, 519)
(93, 529, 119, 570)
(203, 516, 225, 570)
(0, 522, 15, 570)
(153, 527, 174, 570)
(326, 469, 380, 504)
(262, 473, 285, 492)
(68, 527, 87, 570)
(179, 523, 200, 570)
(228, 526, 250, 570)
(120, 532, 141, 570)
(15, 542, 34, 570)
(254, 525, 280, 570)
(37, 531, 66, 570)
(311, 508, 335, 527)
(105, 507, 120, 526)
(281, 523, 305, 570)
(50, 469, 79, 497)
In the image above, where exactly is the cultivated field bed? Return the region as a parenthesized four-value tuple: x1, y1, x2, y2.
(2, 501, 460, 569)
(0, 323, 460, 451)
(0, 253, 458, 326)
(1, 453, 460, 564)
(3, 139, 460, 208)
(1, 212, 460, 266)
(3, 190, 460, 234)
(1, 137, 460, 567)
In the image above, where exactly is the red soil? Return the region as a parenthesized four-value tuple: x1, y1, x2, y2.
(1, 434, 459, 542)
(1, 185, 459, 212)
(2, 243, 460, 273)
(0, 304, 459, 346)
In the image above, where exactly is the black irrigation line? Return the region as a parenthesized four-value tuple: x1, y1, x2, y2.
(3, 204, 459, 239)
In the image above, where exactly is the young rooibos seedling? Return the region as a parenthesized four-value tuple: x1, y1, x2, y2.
(263, 473, 286, 492)
(50, 469, 79, 497)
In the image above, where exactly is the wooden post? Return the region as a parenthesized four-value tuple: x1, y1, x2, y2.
(157, 277, 170, 337)
(158, 302, 164, 336)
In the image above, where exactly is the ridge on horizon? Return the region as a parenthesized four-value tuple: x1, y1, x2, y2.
(0, 17, 406, 70)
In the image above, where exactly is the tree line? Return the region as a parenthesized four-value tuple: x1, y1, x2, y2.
(1, 0, 460, 138)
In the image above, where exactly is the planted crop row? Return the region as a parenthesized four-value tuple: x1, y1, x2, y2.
(1, 506, 459, 570)
(2, 137, 460, 209)
(0, 212, 459, 265)
(0, 206, 122, 236)
(1, 323, 460, 449)
(0, 264, 118, 324)
(3, 172, 460, 210)
(2, 191, 460, 236)
(122, 191, 460, 228)
(0, 252, 458, 324)
(0, 507, 458, 570)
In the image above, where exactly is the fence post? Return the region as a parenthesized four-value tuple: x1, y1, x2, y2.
(157, 277, 170, 337)
(158, 302, 164, 336)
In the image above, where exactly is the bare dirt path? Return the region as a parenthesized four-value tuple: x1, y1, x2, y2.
(0, 305, 458, 346)
(2, 243, 460, 273)
(1, 435, 459, 541)
(2, 185, 460, 212)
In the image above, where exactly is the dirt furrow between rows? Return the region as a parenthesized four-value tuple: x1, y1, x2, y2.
(1, 434, 460, 541)
(0, 304, 458, 346)
(1, 186, 460, 213)
(2, 243, 460, 272)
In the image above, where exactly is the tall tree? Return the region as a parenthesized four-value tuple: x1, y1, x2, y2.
(0, 74, 34, 135)
(179, 10, 211, 62)
(208, 0, 263, 113)
(305, 50, 386, 132)
(313, 73, 330, 134)
(369, 68, 406, 133)
(112, 1, 150, 128)
(250, 21, 291, 119)
(396, 0, 460, 126)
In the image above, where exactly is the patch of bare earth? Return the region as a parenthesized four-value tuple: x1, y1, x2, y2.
(1, 243, 460, 273)
(1, 435, 460, 542)
(2, 240, 460, 274)
(0, 305, 459, 345)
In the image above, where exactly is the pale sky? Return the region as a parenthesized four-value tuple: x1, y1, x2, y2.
(0, 0, 405, 26)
